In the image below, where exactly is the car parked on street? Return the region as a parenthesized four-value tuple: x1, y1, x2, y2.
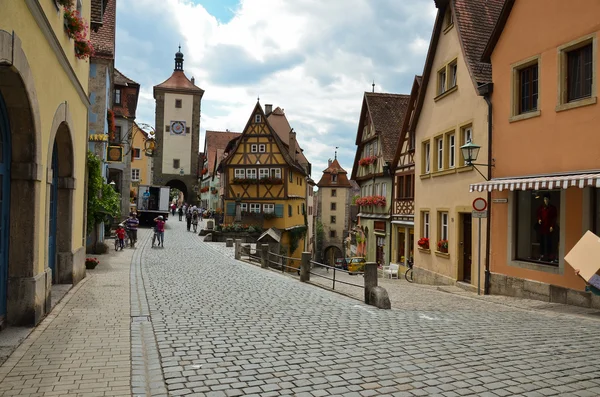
(334, 257, 349, 270)
(347, 257, 366, 275)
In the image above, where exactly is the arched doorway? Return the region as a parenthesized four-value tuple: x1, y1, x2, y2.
(0, 93, 11, 324)
(165, 179, 189, 203)
(323, 246, 343, 267)
(48, 141, 58, 282)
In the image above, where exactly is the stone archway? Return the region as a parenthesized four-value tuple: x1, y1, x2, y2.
(165, 179, 189, 203)
(0, 30, 45, 326)
(46, 103, 76, 285)
(323, 245, 343, 267)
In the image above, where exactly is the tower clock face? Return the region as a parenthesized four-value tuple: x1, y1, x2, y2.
(171, 121, 185, 135)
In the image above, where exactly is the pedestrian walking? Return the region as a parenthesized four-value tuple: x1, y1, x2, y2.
(125, 212, 139, 248)
(178, 206, 183, 221)
(186, 208, 192, 232)
(153, 215, 166, 248)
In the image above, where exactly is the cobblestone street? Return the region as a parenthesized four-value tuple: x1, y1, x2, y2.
(2, 220, 600, 396)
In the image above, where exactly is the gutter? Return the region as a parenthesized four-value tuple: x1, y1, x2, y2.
(477, 82, 493, 295)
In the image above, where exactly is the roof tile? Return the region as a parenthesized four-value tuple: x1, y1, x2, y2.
(90, 0, 115, 59)
(365, 93, 411, 164)
(204, 131, 242, 175)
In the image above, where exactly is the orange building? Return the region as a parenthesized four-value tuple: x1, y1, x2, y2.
(470, 0, 600, 305)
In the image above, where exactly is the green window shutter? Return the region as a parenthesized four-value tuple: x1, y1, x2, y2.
(275, 204, 284, 218)
(226, 202, 235, 216)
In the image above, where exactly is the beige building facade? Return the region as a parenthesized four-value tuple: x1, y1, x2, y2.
(413, 0, 503, 291)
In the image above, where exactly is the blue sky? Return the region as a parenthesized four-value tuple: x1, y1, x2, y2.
(115, 0, 436, 177)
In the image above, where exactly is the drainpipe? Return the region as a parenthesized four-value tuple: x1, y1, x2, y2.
(477, 82, 493, 295)
(388, 163, 394, 265)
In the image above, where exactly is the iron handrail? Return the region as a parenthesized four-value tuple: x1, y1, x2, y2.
(268, 252, 301, 261)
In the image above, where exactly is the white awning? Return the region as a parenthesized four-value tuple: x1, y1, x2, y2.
(470, 172, 600, 193)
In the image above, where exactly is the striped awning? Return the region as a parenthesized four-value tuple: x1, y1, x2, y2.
(470, 172, 600, 193)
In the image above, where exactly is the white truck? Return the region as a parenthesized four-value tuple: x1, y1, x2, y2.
(136, 185, 171, 224)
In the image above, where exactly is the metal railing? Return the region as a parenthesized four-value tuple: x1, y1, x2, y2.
(308, 260, 364, 291)
(240, 244, 261, 264)
(267, 252, 300, 273)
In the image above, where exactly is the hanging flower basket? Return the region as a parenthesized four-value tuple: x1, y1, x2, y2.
(355, 195, 386, 207)
(418, 237, 429, 250)
(359, 156, 378, 167)
(64, 9, 85, 39)
(74, 38, 94, 60)
(437, 239, 449, 253)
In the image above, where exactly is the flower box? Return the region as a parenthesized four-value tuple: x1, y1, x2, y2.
(259, 177, 283, 185)
(200, 186, 209, 193)
(201, 168, 208, 175)
(417, 237, 429, 250)
(232, 177, 257, 184)
(85, 257, 99, 269)
(56, 0, 74, 7)
(359, 156, 378, 167)
(437, 239, 449, 253)
(355, 195, 386, 207)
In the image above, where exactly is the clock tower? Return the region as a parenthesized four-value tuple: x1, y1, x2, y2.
(153, 47, 204, 203)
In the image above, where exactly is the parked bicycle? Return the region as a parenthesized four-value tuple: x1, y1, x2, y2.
(405, 258, 414, 283)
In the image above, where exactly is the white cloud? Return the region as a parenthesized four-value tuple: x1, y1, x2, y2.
(115, 0, 435, 177)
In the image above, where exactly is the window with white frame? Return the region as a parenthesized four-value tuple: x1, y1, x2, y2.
(422, 211, 430, 238)
(259, 144, 266, 152)
(448, 133, 456, 168)
(381, 183, 387, 197)
(263, 204, 274, 214)
(439, 211, 449, 241)
(131, 168, 140, 181)
(374, 183, 379, 196)
(436, 137, 444, 171)
(259, 168, 269, 179)
(251, 144, 258, 153)
(461, 126, 473, 165)
(423, 141, 431, 174)
(254, 114, 261, 123)
(240, 203, 248, 212)
(250, 203, 261, 213)
(235, 169, 245, 178)
(373, 140, 378, 156)
(271, 168, 281, 179)
(246, 169, 257, 179)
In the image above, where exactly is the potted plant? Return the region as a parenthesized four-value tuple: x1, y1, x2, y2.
(85, 257, 100, 269)
(418, 237, 429, 250)
(437, 239, 449, 253)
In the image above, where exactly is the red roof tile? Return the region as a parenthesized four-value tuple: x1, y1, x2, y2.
(154, 71, 204, 95)
(204, 131, 242, 176)
(90, 0, 115, 59)
(365, 93, 410, 164)
(317, 159, 352, 188)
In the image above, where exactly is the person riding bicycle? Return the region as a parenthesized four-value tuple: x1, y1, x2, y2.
(125, 212, 139, 248)
(153, 215, 166, 248)
(115, 223, 126, 250)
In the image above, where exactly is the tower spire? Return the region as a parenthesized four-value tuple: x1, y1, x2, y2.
(175, 46, 184, 71)
(372, 80, 375, 92)
(335, 147, 338, 160)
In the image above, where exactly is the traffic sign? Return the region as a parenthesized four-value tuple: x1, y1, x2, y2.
(473, 197, 487, 211)
(472, 210, 488, 218)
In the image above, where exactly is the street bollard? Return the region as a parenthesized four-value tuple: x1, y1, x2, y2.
(364, 262, 378, 305)
(226, 238, 233, 248)
(260, 244, 269, 269)
(234, 239, 242, 260)
(300, 252, 311, 282)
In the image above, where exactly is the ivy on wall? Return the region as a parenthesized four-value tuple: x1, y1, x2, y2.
(86, 150, 121, 233)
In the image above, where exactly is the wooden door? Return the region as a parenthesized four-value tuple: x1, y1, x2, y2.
(462, 214, 472, 283)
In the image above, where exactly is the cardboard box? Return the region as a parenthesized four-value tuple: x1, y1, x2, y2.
(565, 230, 600, 282)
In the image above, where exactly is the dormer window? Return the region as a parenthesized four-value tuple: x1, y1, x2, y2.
(255, 114, 261, 123)
(331, 174, 338, 184)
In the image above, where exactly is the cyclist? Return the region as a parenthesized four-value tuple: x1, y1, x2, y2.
(153, 215, 166, 248)
(115, 223, 126, 251)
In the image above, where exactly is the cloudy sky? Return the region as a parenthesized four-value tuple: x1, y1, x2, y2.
(115, 0, 436, 177)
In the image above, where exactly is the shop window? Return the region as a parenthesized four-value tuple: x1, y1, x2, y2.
(515, 190, 560, 265)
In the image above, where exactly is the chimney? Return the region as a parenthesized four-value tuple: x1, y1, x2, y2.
(289, 129, 297, 162)
(191, 77, 195, 85)
(328, 159, 332, 167)
(265, 104, 273, 116)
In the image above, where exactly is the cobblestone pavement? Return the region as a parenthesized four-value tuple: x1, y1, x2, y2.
(145, 222, 600, 396)
(0, 230, 149, 397)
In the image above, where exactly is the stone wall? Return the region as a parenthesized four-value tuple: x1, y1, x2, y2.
(489, 272, 600, 309)
(413, 265, 456, 286)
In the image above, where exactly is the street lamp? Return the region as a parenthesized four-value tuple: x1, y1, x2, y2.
(109, 180, 116, 188)
(460, 141, 492, 181)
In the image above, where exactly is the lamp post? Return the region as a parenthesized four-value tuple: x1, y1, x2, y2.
(460, 141, 492, 181)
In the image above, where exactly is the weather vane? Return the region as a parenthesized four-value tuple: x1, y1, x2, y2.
(335, 146, 339, 160)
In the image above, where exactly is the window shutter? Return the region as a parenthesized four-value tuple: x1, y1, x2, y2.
(226, 202, 236, 216)
(275, 204, 283, 218)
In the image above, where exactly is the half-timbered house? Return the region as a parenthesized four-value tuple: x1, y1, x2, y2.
(351, 92, 410, 266)
(220, 102, 311, 259)
(390, 76, 422, 271)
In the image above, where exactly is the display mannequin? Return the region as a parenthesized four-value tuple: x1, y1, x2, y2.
(536, 193, 557, 261)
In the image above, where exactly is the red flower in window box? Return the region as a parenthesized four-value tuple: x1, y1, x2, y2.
(437, 239, 449, 253)
(200, 186, 209, 193)
(201, 168, 208, 175)
(417, 237, 429, 250)
(359, 156, 378, 167)
(355, 195, 386, 207)
(56, 0, 75, 8)
(64, 9, 86, 39)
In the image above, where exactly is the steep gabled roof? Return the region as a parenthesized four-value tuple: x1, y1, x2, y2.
(204, 131, 242, 176)
(153, 71, 204, 97)
(392, 75, 422, 169)
(351, 92, 410, 180)
(221, 102, 308, 175)
(317, 159, 352, 188)
(481, 0, 516, 62)
(113, 69, 140, 119)
(90, 0, 115, 59)
(267, 107, 310, 167)
(410, 0, 505, 133)
(454, 0, 506, 84)
(114, 68, 138, 87)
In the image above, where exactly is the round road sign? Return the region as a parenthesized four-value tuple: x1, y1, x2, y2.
(473, 197, 487, 211)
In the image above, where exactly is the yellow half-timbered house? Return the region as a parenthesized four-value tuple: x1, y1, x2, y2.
(221, 102, 311, 259)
